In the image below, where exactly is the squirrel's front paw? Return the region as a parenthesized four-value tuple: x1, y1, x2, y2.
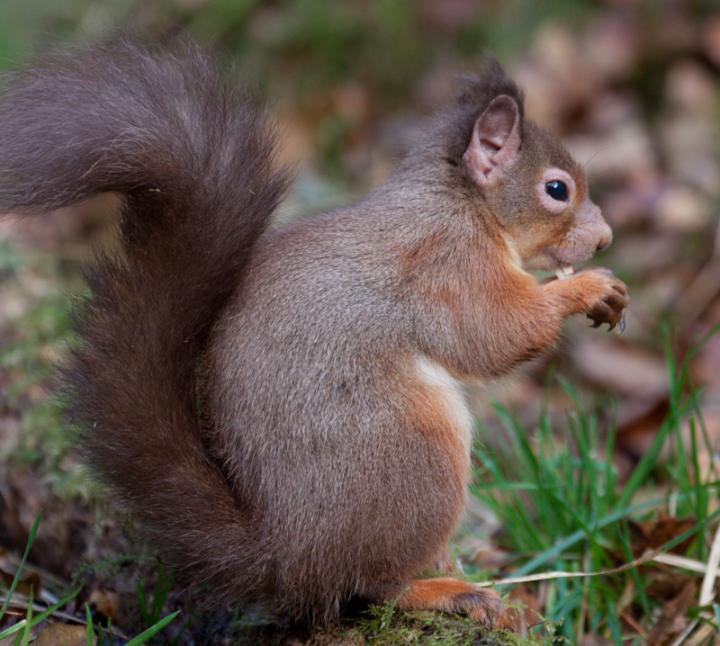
(582, 268, 629, 331)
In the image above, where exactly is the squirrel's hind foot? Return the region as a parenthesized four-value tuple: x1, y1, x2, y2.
(394, 577, 515, 629)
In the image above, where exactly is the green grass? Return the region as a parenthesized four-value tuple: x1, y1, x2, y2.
(0, 514, 180, 644)
(469, 324, 720, 643)
(0, 243, 90, 498)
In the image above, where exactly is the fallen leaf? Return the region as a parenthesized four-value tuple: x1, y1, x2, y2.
(628, 512, 696, 557)
(645, 580, 696, 645)
(0, 569, 40, 599)
(647, 571, 701, 601)
(34, 623, 93, 646)
(88, 588, 120, 623)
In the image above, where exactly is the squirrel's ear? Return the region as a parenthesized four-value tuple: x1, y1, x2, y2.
(463, 94, 521, 187)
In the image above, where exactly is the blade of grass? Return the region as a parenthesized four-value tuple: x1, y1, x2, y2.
(124, 610, 180, 646)
(606, 602, 622, 646)
(0, 513, 41, 622)
(0, 586, 83, 641)
(150, 563, 173, 625)
(616, 397, 694, 510)
(136, 578, 149, 625)
(511, 494, 718, 577)
(85, 603, 94, 645)
(14, 585, 32, 646)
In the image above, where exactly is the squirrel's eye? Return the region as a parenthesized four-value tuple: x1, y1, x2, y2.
(545, 180, 569, 202)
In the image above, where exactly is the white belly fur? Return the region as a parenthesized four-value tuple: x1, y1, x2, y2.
(414, 355, 474, 456)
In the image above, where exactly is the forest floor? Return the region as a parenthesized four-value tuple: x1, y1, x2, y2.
(2, 2, 720, 644)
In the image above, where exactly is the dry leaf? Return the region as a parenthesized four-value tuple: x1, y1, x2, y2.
(647, 570, 700, 601)
(645, 581, 696, 645)
(88, 588, 119, 623)
(34, 623, 94, 646)
(0, 570, 40, 600)
(628, 513, 696, 557)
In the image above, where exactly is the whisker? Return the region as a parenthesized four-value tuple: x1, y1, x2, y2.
(582, 145, 612, 171)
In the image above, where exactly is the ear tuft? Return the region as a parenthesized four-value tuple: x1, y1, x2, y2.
(456, 57, 525, 115)
(462, 94, 521, 187)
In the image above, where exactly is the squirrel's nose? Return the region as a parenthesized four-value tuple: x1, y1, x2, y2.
(584, 203, 613, 253)
(595, 223, 613, 252)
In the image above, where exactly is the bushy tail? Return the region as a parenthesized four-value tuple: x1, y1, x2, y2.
(0, 41, 289, 595)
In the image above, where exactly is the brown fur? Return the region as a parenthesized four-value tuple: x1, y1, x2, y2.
(395, 578, 512, 628)
(0, 44, 627, 627)
(405, 375, 469, 495)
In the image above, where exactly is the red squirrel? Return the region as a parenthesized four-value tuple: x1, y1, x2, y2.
(0, 41, 627, 627)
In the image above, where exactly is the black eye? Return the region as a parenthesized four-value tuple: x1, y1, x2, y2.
(545, 180, 568, 202)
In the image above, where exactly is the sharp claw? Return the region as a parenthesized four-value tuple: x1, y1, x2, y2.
(617, 314, 626, 334)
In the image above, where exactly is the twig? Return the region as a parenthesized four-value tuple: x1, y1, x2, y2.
(669, 521, 720, 646)
(477, 547, 665, 587)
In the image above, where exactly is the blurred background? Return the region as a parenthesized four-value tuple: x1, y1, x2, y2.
(0, 1, 719, 643)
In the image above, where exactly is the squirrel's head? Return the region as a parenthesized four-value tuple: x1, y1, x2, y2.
(446, 60, 612, 274)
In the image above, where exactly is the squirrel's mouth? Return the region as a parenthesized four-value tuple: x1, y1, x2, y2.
(523, 247, 587, 275)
